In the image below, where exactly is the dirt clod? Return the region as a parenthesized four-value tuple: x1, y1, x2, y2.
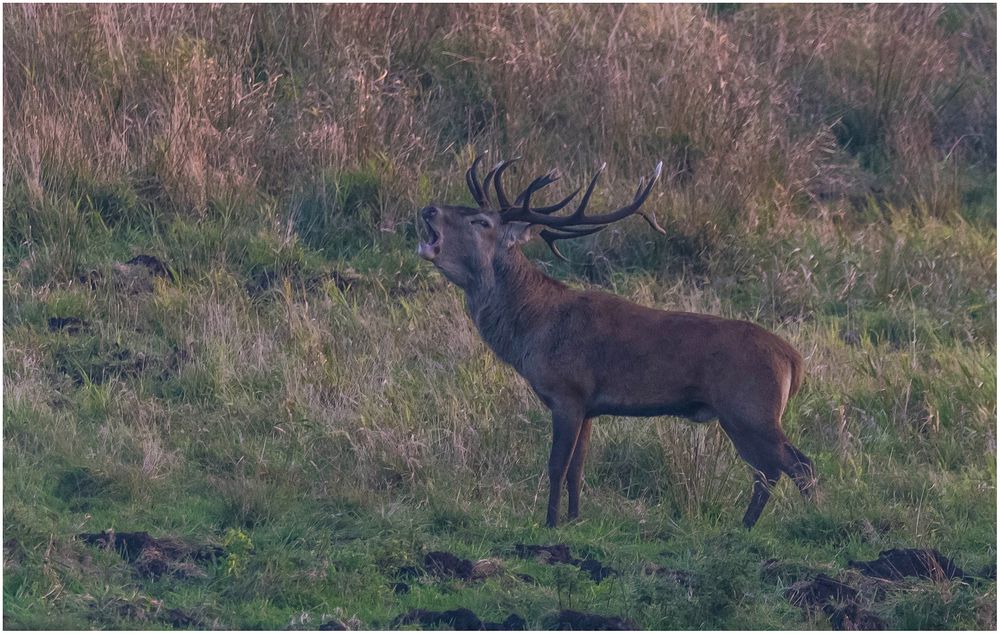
(246, 267, 362, 299)
(786, 573, 858, 607)
(392, 608, 525, 631)
(784, 572, 888, 631)
(848, 548, 967, 582)
(485, 614, 526, 630)
(318, 619, 348, 630)
(93, 255, 173, 294)
(78, 529, 222, 579)
(425, 550, 474, 580)
(126, 255, 173, 280)
(643, 562, 695, 588)
(164, 607, 200, 629)
(393, 608, 478, 630)
(514, 543, 574, 564)
(3, 538, 22, 572)
(390, 581, 410, 595)
(827, 603, 886, 631)
(330, 268, 364, 291)
(48, 317, 88, 333)
(471, 557, 504, 580)
(548, 609, 636, 630)
(89, 595, 205, 629)
(513, 544, 617, 583)
(578, 557, 617, 582)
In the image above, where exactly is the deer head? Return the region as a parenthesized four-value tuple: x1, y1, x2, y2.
(417, 156, 665, 289)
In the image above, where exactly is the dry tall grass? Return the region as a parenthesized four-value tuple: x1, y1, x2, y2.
(5, 4, 994, 233)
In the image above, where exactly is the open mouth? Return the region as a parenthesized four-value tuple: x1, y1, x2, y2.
(417, 218, 441, 261)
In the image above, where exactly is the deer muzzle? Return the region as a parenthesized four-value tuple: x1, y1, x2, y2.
(417, 206, 442, 261)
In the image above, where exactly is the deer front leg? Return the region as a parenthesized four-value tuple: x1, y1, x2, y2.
(546, 408, 585, 528)
(566, 418, 593, 520)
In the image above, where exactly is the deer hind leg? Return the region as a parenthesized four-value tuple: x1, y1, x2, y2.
(744, 467, 781, 529)
(566, 418, 593, 520)
(781, 440, 817, 499)
(546, 409, 585, 528)
(720, 419, 786, 529)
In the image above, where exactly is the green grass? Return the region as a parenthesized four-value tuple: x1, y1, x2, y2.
(3, 4, 996, 629)
(3, 196, 995, 629)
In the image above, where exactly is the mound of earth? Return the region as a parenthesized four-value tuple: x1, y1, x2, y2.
(547, 609, 636, 630)
(397, 551, 508, 583)
(78, 529, 222, 579)
(79, 254, 173, 294)
(392, 607, 525, 631)
(513, 544, 617, 582)
(785, 574, 886, 631)
(89, 595, 206, 629)
(848, 548, 968, 582)
(48, 316, 88, 333)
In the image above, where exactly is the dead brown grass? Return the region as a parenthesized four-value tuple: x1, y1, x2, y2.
(4, 4, 994, 231)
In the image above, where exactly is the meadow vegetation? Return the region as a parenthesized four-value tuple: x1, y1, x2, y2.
(3, 4, 996, 629)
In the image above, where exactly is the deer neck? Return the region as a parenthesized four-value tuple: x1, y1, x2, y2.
(465, 249, 565, 368)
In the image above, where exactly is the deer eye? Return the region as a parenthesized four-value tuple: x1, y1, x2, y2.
(470, 219, 491, 228)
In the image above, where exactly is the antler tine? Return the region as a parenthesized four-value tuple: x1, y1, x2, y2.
(568, 162, 607, 221)
(637, 209, 667, 235)
(492, 158, 520, 209)
(465, 155, 488, 207)
(506, 161, 663, 230)
(514, 171, 560, 208)
(622, 174, 666, 234)
(539, 226, 606, 261)
(532, 186, 581, 215)
(480, 163, 499, 206)
(570, 161, 661, 227)
(500, 163, 602, 224)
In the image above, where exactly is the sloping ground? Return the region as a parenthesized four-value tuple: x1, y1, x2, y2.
(3, 211, 996, 628)
(3, 4, 995, 629)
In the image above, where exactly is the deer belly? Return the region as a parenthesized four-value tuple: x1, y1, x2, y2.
(592, 400, 717, 422)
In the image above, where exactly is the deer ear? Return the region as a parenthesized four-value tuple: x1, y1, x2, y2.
(502, 222, 535, 248)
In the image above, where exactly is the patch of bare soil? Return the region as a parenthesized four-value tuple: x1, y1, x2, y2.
(89, 595, 209, 629)
(785, 574, 886, 631)
(3, 538, 23, 573)
(48, 316, 89, 333)
(318, 619, 348, 630)
(125, 255, 174, 280)
(246, 267, 363, 299)
(546, 609, 636, 630)
(776, 547, 983, 631)
(397, 551, 509, 583)
(786, 573, 859, 607)
(77, 529, 222, 580)
(513, 544, 617, 582)
(80, 254, 174, 294)
(848, 548, 969, 582)
(642, 562, 696, 596)
(392, 608, 525, 630)
(424, 550, 474, 580)
(978, 562, 996, 581)
(390, 581, 410, 595)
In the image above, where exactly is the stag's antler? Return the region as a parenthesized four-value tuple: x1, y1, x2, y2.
(464, 156, 665, 259)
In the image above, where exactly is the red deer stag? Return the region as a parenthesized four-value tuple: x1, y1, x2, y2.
(417, 156, 815, 528)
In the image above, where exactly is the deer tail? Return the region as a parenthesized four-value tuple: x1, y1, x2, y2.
(787, 348, 804, 398)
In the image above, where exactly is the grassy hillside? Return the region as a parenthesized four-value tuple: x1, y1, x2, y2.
(3, 4, 996, 629)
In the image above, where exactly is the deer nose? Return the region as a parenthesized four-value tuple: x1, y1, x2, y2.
(421, 206, 438, 220)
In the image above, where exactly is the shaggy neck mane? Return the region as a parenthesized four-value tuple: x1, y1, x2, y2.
(465, 248, 567, 368)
